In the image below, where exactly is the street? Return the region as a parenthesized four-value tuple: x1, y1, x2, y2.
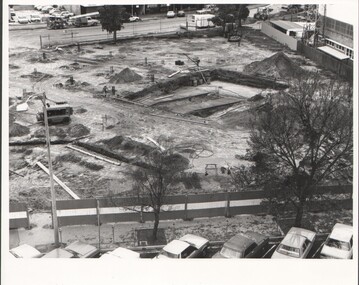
(9, 16, 190, 50)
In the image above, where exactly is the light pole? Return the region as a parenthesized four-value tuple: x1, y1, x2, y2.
(42, 92, 60, 247)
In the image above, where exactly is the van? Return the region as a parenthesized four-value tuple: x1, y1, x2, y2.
(191, 14, 215, 28)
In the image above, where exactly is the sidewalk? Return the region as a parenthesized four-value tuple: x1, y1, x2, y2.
(9, 212, 280, 250)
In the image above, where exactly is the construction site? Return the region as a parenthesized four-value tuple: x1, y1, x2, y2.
(9, 27, 339, 210)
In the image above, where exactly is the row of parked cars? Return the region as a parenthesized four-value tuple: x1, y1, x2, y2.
(154, 223, 353, 259)
(10, 223, 352, 259)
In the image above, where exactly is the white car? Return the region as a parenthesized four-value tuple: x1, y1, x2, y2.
(59, 11, 74, 18)
(320, 223, 353, 259)
(271, 227, 316, 259)
(10, 244, 43, 258)
(129, 15, 141, 22)
(17, 16, 29, 24)
(41, 6, 54, 13)
(154, 234, 209, 259)
(167, 11, 176, 18)
(29, 14, 41, 22)
(100, 247, 140, 259)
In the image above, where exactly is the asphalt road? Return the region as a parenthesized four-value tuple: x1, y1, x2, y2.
(9, 16, 190, 50)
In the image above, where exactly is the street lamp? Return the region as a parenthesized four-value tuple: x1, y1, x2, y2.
(42, 92, 60, 247)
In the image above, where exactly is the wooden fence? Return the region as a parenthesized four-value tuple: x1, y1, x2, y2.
(54, 184, 352, 227)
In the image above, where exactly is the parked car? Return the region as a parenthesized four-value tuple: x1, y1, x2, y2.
(212, 231, 269, 258)
(49, 8, 61, 15)
(41, 6, 54, 13)
(42, 248, 76, 258)
(271, 227, 316, 259)
(167, 11, 176, 18)
(59, 11, 74, 18)
(129, 15, 141, 22)
(10, 244, 43, 258)
(35, 5, 43, 11)
(64, 240, 100, 258)
(177, 10, 185, 17)
(29, 14, 41, 22)
(320, 223, 353, 259)
(17, 16, 29, 24)
(154, 234, 209, 259)
(100, 247, 140, 259)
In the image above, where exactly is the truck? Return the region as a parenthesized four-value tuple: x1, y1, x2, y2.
(69, 12, 99, 27)
(191, 14, 215, 28)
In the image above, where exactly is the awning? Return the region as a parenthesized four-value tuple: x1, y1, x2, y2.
(317, 46, 349, 60)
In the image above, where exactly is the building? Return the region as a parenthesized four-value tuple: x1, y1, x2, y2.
(318, 4, 354, 60)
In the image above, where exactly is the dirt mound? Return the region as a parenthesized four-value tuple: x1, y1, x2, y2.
(101, 135, 153, 155)
(20, 71, 53, 82)
(243, 52, 304, 79)
(33, 127, 67, 139)
(109, 68, 142, 84)
(10, 123, 30, 137)
(67, 124, 90, 137)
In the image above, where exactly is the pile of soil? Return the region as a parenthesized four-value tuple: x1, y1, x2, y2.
(20, 71, 53, 82)
(59, 62, 82, 71)
(109, 68, 142, 84)
(33, 127, 67, 139)
(9, 123, 30, 137)
(243, 52, 304, 79)
(67, 124, 90, 137)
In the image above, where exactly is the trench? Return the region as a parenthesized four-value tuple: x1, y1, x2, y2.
(123, 68, 289, 119)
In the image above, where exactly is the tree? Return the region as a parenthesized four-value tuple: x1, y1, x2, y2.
(211, 4, 249, 34)
(231, 73, 353, 227)
(131, 139, 189, 240)
(98, 5, 129, 43)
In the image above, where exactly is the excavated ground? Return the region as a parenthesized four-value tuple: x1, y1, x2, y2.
(8, 31, 330, 210)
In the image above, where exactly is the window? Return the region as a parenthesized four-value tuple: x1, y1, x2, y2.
(325, 238, 350, 251)
(276, 244, 300, 258)
(220, 247, 242, 258)
(301, 239, 311, 253)
(181, 246, 196, 258)
(244, 243, 257, 257)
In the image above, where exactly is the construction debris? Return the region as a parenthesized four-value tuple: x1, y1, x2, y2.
(66, 145, 121, 166)
(36, 161, 80, 200)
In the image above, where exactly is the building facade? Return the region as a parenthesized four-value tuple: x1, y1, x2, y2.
(318, 4, 354, 60)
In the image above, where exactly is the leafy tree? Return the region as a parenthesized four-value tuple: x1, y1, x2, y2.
(211, 4, 249, 34)
(231, 73, 353, 227)
(98, 5, 129, 43)
(131, 139, 189, 240)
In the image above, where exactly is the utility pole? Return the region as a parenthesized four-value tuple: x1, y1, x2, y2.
(42, 92, 59, 247)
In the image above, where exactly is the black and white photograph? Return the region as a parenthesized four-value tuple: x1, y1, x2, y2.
(2, 1, 358, 284)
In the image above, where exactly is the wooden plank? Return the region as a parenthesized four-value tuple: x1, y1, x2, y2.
(36, 162, 80, 200)
(66, 145, 121, 166)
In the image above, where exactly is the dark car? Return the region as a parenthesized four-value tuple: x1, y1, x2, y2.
(212, 231, 269, 258)
(177, 10, 185, 17)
